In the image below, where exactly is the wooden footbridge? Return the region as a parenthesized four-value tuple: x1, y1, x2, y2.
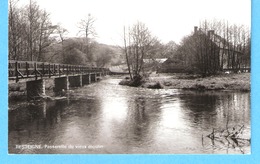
(9, 60, 110, 100)
(9, 60, 109, 82)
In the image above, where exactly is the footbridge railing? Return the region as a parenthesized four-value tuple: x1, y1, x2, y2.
(9, 60, 110, 82)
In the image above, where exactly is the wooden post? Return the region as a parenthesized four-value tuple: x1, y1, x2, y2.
(48, 63, 51, 78)
(42, 62, 45, 76)
(67, 64, 69, 75)
(58, 64, 60, 77)
(15, 61, 18, 82)
(53, 64, 56, 76)
(26, 62, 29, 78)
(34, 62, 38, 80)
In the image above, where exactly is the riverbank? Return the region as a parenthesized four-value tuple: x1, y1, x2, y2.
(120, 73, 250, 91)
(145, 73, 250, 91)
(9, 73, 250, 101)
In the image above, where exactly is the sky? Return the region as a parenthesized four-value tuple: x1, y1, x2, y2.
(16, 0, 251, 45)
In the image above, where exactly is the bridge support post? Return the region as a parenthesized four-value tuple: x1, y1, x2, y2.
(97, 72, 102, 81)
(90, 73, 96, 82)
(82, 74, 90, 85)
(54, 77, 69, 95)
(26, 79, 45, 101)
(68, 75, 82, 88)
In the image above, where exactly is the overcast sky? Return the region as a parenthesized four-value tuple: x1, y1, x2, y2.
(17, 0, 251, 45)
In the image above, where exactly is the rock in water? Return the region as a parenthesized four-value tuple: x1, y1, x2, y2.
(146, 82, 163, 89)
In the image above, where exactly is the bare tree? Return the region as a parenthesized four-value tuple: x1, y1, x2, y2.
(56, 24, 68, 44)
(123, 26, 133, 80)
(123, 22, 156, 85)
(77, 14, 97, 62)
(163, 41, 178, 58)
(37, 10, 57, 61)
(77, 14, 97, 39)
(8, 0, 19, 60)
(55, 24, 68, 63)
(218, 21, 251, 72)
(26, 0, 41, 61)
(175, 19, 251, 76)
(8, 0, 58, 62)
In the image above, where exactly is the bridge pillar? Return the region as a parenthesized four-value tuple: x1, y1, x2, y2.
(54, 76, 69, 94)
(26, 79, 45, 101)
(90, 73, 96, 82)
(97, 72, 102, 81)
(69, 75, 82, 88)
(82, 74, 90, 85)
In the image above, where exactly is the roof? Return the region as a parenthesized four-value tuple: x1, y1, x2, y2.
(143, 58, 168, 64)
(109, 64, 128, 73)
(193, 27, 234, 51)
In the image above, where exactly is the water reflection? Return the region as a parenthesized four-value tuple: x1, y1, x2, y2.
(9, 77, 250, 154)
(179, 91, 250, 130)
(179, 91, 250, 154)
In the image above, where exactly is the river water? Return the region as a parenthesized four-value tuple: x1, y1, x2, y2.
(8, 76, 250, 154)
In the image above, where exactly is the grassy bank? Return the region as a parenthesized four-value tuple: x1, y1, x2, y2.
(146, 73, 250, 91)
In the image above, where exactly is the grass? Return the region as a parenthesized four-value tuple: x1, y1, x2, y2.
(147, 73, 250, 91)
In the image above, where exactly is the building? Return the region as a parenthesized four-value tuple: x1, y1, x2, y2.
(143, 58, 168, 73)
(194, 26, 250, 72)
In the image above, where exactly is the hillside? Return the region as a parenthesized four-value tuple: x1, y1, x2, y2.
(43, 37, 124, 67)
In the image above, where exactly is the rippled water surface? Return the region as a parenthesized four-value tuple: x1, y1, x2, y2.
(9, 77, 250, 154)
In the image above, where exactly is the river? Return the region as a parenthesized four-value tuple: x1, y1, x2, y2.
(8, 76, 250, 154)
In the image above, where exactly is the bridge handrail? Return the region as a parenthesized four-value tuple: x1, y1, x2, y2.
(9, 60, 110, 82)
(8, 60, 107, 70)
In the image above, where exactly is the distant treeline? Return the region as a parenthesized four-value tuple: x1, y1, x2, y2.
(9, 0, 250, 76)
